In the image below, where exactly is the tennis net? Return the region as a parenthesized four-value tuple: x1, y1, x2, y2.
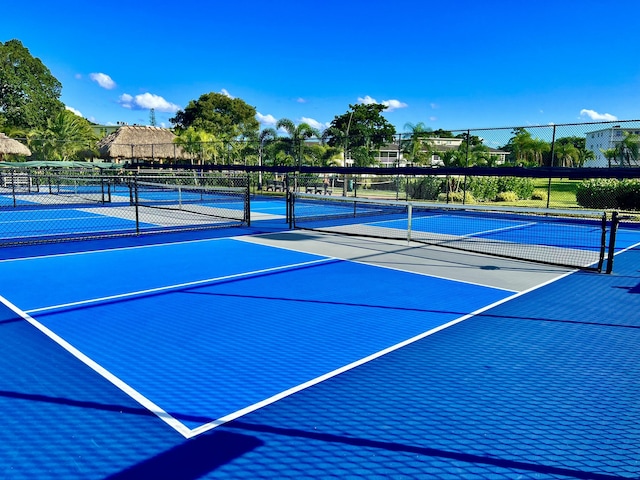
(291, 193, 613, 272)
(132, 179, 249, 226)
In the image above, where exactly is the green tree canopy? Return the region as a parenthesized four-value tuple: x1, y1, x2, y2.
(324, 103, 396, 152)
(170, 92, 259, 141)
(0, 39, 64, 130)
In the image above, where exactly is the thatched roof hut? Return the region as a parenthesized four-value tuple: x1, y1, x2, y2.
(0, 133, 31, 159)
(97, 126, 190, 163)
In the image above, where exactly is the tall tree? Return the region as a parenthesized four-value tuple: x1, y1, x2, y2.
(324, 104, 396, 156)
(170, 92, 259, 142)
(0, 39, 64, 130)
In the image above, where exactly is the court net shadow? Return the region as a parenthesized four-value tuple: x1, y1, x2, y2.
(105, 430, 263, 480)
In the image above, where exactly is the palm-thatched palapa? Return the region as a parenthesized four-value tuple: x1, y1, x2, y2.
(0, 133, 31, 160)
(97, 126, 190, 163)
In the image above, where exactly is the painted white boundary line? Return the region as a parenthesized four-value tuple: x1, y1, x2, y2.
(0, 294, 193, 438)
(187, 269, 574, 438)
(0, 235, 232, 264)
(25, 257, 334, 314)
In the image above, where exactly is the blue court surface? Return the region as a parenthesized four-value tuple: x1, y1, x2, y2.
(0, 198, 639, 479)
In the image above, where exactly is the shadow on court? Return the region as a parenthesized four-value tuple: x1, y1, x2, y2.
(105, 431, 263, 480)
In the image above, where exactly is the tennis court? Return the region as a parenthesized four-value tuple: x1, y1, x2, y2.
(0, 192, 639, 478)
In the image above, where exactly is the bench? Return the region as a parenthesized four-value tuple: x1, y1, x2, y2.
(1, 173, 31, 189)
(266, 181, 285, 192)
(305, 184, 332, 195)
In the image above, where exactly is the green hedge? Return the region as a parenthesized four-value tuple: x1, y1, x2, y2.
(576, 179, 640, 210)
(407, 176, 535, 202)
(466, 176, 535, 201)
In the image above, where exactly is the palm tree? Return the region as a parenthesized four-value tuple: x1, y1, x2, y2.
(615, 132, 640, 167)
(554, 143, 580, 167)
(29, 110, 97, 161)
(578, 148, 595, 167)
(401, 122, 433, 166)
(275, 118, 320, 168)
(601, 148, 618, 168)
(258, 128, 277, 189)
(174, 126, 222, 164)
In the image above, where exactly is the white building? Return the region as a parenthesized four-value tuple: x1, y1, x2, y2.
(342, 137, 507, 167)
(585, 126, 640, 167)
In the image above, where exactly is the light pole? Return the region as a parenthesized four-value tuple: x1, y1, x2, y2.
(343, 110, 354, 196)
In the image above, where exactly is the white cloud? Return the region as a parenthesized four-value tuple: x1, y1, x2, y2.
(119, 94, 133, 109)
(221, 88, 234, 98)
(118, 92, 180, 113)
(430, 103, 439, 109)
(382, 99, 408, 112)
(357, 95, 408, 112)
(256, 112, 277, 125)
(300, 117, 328, 130)
(358, 95, 377, 105)
(65, 106, 83, 117)
(89, 72, 116, 90)
(296, 98, 306, 103)
(580, 109, 618, 121)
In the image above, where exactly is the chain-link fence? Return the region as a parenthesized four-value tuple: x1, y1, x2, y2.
(0, 168, 250, 246)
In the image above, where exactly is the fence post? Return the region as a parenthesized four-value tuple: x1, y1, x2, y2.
(546, 124, 556, 209)
(134, 174, 140, 235)
(396, 133, 401, 200)
(463, 129, 471, 204)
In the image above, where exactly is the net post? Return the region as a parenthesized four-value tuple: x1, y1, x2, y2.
(596, 212, 607, 272)
(134, 175, 140, 235)
(605, 211, 619, 274)
(10, 169, 16, 208)
(407, 203, 412, 243)
(245, 174, 251, 227)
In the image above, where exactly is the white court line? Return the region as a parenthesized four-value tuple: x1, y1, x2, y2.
(457, 221, 537, 239)
(25, 257, 334, 314)
(0, 294, 193, 438)
(4, 232, 576, 439)
(0, 235, 233, 263)
(187, 269, 574, 438)
(0, 215, 102, 225)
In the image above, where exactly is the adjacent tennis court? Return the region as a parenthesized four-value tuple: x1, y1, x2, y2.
(0, 191, 639, 479)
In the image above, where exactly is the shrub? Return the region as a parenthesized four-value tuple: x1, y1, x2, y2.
(466, 176, 499, 201)
(575, 179, 618, 209)
(466, 176, 534, 201)
(531, 190, 547, 201)
(497, 177, 535, 199)
(615, 179, 640, 210)
(437, 191, 476, 203)
(407, 176, 445, 200)
(495, 191, 518, 202)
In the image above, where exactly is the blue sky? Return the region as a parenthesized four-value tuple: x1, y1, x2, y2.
(3, 0, 639, 133)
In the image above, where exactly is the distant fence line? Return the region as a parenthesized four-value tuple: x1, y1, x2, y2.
(9, 119, 640, 169)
